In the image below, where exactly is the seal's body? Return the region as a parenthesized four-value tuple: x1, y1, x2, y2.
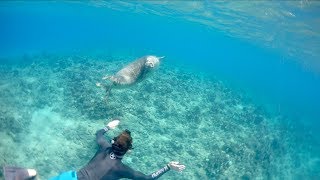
(97, 55, 163, 98)
(105, 55, 162, 87)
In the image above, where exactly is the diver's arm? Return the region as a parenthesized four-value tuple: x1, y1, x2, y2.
(96, 120, 120, 149)
(148, 164, 171, 179)
(123, 162, 185, 179)
(121, 164, 170, 180)
(96, 128, 110, 149)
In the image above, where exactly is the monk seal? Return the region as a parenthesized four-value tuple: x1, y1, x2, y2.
(96, 55, 164, 98)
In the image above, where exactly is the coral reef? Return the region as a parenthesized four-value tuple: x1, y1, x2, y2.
(0, 54, 319, 179)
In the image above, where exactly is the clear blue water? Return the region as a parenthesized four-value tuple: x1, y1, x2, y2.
(1, 1, 320, 179)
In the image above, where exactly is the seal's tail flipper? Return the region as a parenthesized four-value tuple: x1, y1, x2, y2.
(3, 166, 37, 180)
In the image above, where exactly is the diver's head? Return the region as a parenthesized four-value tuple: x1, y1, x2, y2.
(145, 55, 164, 68)
(112, 129, 133, 156)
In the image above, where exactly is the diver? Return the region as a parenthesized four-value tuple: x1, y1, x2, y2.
(3, 120, 186, 180)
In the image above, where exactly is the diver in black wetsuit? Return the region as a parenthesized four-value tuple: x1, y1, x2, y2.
(75, 119, 186, 180)
(4, 120, 185, 180)
(77, 120, 185, 180)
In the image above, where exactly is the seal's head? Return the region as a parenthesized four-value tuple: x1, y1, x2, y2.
(145, 55, 164, 68)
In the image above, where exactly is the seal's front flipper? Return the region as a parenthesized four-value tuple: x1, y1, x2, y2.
(96, 82, 112, 102)
(104, 85, 112, 101)
(96, 82, 109, 91)
(3, 166, 37, 180)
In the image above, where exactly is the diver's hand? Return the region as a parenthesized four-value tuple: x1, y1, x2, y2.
(168, 161, 186, 172)
(106, 120, 120, 130)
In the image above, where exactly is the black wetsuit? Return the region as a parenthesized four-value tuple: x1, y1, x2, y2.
(77, 128, 170, 180)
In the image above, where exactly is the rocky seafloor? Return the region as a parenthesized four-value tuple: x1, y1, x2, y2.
(0, 54, 319, 179)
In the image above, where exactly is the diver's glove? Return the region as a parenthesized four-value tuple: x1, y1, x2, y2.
(105, 119, 120, 131)
(168, 161, 186, 172)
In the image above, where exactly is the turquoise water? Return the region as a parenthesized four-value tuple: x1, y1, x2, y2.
(1, 1, 320, 179)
